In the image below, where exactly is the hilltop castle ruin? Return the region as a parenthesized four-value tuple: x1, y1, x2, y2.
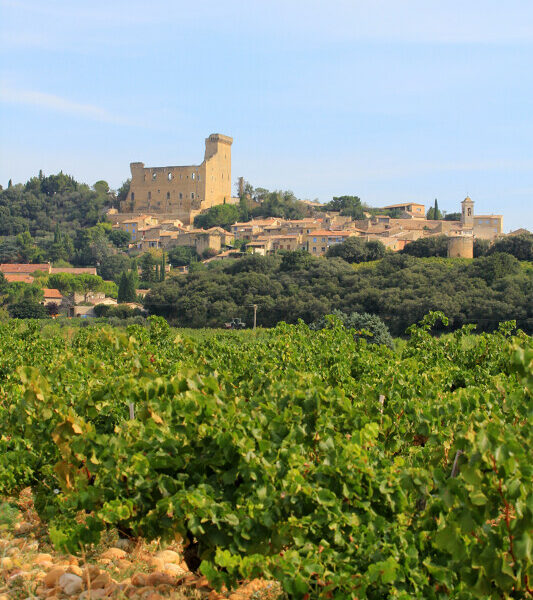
(121, 133, 233, 225)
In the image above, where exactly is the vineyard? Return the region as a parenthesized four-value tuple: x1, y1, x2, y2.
(0, 315, 532, 599)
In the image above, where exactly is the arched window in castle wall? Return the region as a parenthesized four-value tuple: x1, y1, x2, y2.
(131, 192, 135, 202)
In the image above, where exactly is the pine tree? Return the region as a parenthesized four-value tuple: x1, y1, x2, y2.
(8, 179, 12, 188)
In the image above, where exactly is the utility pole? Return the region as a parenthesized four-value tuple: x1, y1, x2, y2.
(247, 304, 258, 330)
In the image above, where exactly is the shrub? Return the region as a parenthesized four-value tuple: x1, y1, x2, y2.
(310, 310, 394, 348)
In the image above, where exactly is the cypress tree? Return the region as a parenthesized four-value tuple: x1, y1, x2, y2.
(126, 271, 137, 301)
(118, 271, 136, 303)
(434, 198, 439, 220)
(118, 271, 128, 303)
(161, 253, 166, 281)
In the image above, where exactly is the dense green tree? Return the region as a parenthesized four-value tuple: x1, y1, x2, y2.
(487, 233, 533, 261)
(139, 252, 157, 283)
(322, 196, 365, 219)
(473, 238, 491, 257)
(98, 254, 132, 283)
(279, 249, 313, 271)
(168, 245, 198, 267)
(47, 273, 106, 300)
(0, 237, 20, 262)
(326, 237, 387, 263)
(251, 190, 311, 220)
(401, 235, 449, 258)
(444, 212, 462, 221)
(40, 172, 77, 197)
(16, 231, 43, 263)
(194, 204, 241, 230)
(310, 310, 394, 348)
(107, 229, 131, 248)
(117, 271, 137, 303)
(9, 301, 48, 319)
(74, 224, 113, 266)
(116, 179, 131, 204)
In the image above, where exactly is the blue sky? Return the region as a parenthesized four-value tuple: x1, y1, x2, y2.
(1, 0, 532, 231)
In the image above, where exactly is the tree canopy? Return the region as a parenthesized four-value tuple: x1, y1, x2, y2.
(144, 251, 533, 334)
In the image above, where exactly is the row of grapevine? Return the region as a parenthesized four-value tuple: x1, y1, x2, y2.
(0, 315, 531, 599)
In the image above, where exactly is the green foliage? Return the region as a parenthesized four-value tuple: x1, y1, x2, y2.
(145, 252, 533, 334)
(168, 245, 199, 267)
(93, 303, 143, 318)
(401, 235, 449, 258)
(98, 253, 132, 283)
(310, 310, 394, 348)
(326, 237, 387, 263)
(46, 273, 107, 298)
(251, 190, 311, 220)
(0, 172, 112, 239)
(426, 199, 443, 220)
(8, 301, 48, 318)
(107, 229, 131, 249)
(0, 316, 531, 598)
(117, 271, 137, 303)
(444, 212, 462, 221)
(487, 233, 533, 262)
(321, 195, 365, 218)
(139, 252, 159, 284)
(116, 179, 131, 205)
(194, 204, 241, 230)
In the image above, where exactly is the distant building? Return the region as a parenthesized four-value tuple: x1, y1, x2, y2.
(42, 288, 64, 305)
(382, 202, 426, 218)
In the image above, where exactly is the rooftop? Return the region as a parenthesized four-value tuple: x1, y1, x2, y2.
(382, 203, 425, 209)
(0, 263, 50, 273)
(43, 288, 63, 299)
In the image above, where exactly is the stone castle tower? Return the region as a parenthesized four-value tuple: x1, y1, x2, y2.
(122, 133, 233, 225)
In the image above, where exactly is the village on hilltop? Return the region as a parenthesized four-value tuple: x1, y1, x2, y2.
(0, 133, 528, 320)
(107, 133, 510, 262)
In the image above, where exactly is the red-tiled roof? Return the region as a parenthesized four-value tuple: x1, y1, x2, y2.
(0, 263, 50, 273)
(308, 230, 353, 237)
(3, 274, 35, 283)
(43, 288, 63, 299)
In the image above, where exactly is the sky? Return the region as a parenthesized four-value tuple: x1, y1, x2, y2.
(0, 0, 532, 231)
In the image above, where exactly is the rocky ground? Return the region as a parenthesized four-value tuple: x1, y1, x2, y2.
(0, 491, 283, 600)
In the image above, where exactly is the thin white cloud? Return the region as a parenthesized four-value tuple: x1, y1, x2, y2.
(0, 86, 129, 124)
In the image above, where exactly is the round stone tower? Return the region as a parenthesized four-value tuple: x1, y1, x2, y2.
(447, 235, 474, 258)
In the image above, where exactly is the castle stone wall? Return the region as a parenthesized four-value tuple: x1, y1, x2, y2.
(122, 134, 232, 225)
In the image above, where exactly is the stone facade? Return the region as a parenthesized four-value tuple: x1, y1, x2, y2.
(122, 134, 233, 225)
(447, 236, 474, 258)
